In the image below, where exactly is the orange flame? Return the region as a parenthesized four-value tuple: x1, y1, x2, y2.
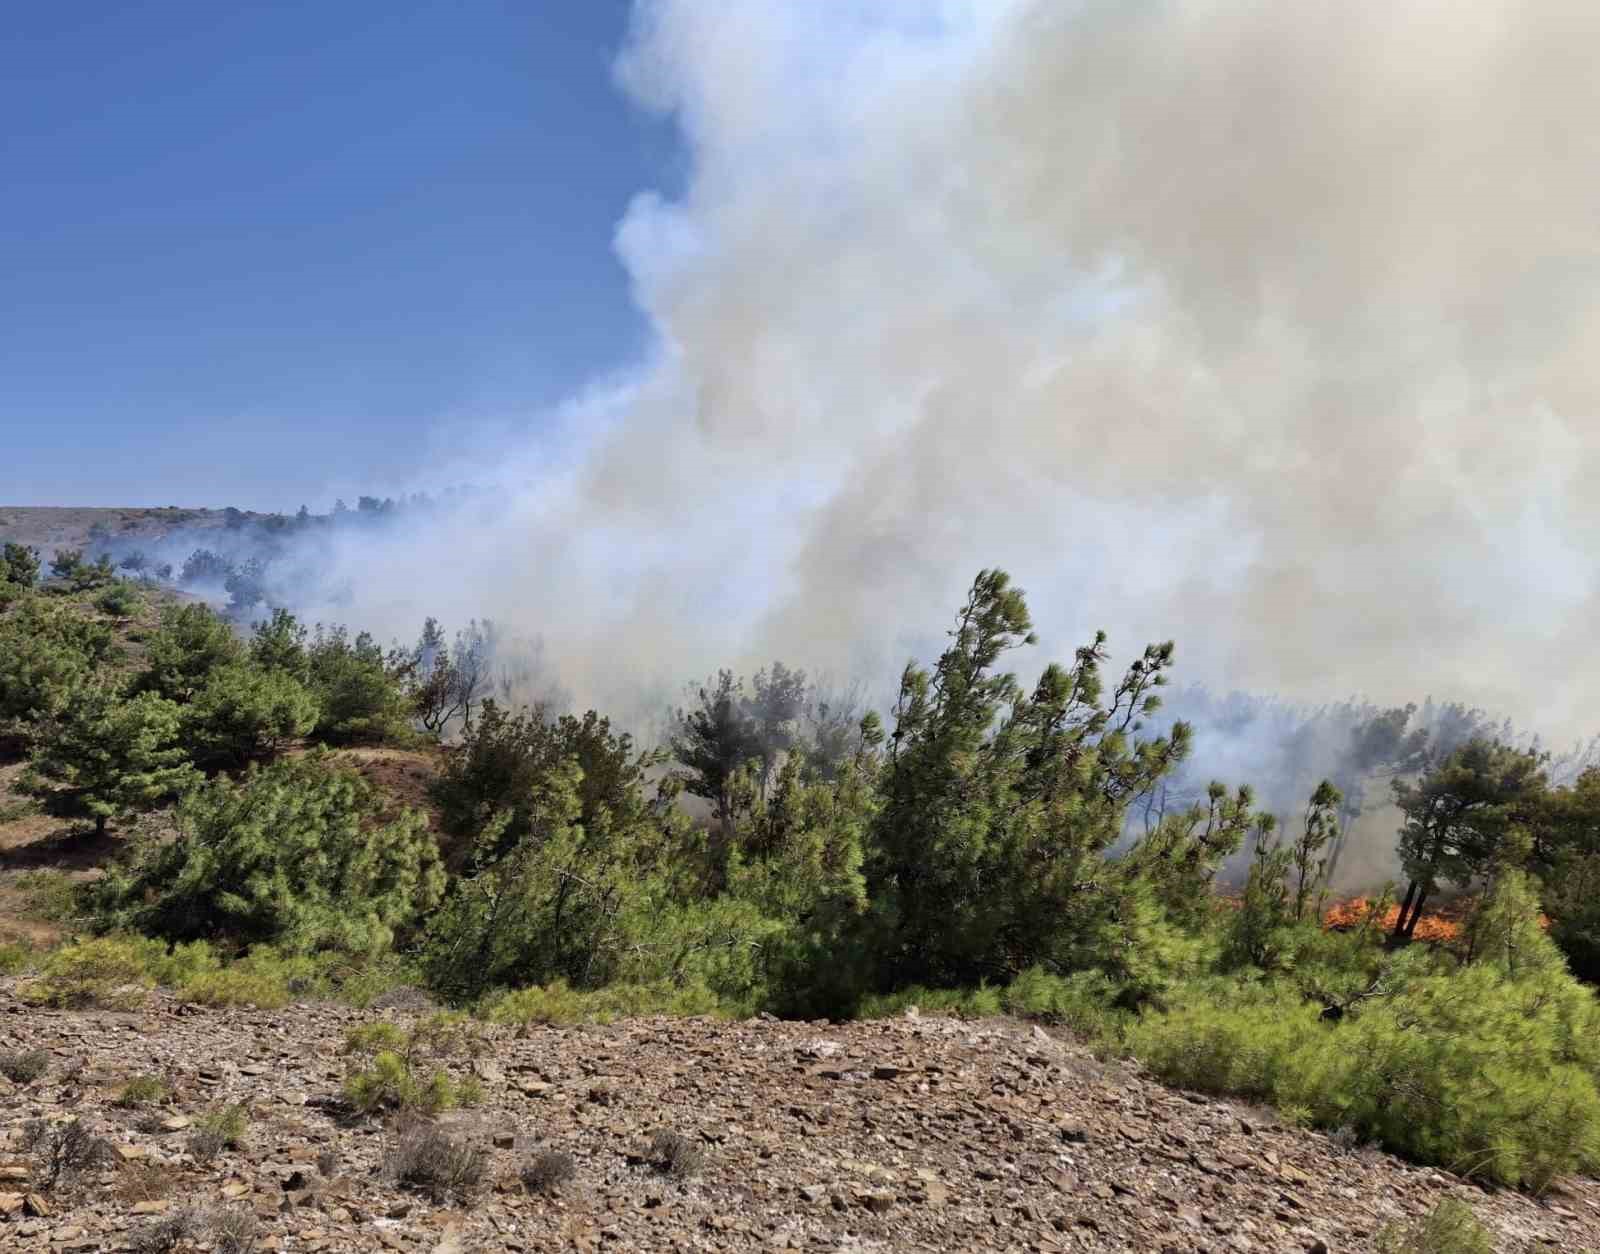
(1322, 896, 1462, 942)
(1322, 895, 1550, 942)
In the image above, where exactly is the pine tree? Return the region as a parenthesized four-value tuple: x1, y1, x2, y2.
(23, 687, 197, 835)
(868, 569, 1194, 989)
(0, 597, 114, 733)
(137, 603, 244, 702)
(94, 753, 443, 955)
(1392, 740, 1546, 939)
(670, 670, 758, 839)
(184, 662, 320, 766)
(1, 542, 40, 587)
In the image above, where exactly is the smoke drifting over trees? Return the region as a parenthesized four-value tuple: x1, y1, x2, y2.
(273, 2, 1597, 737)
(46, 1, 1600, 881)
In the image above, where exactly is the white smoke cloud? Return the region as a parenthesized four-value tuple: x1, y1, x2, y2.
(300, 0, 1600, 752)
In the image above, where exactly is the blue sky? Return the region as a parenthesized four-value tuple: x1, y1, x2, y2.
(2, 0, 679, 509)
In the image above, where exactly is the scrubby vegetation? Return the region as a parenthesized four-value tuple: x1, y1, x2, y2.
(1375, 1198, 1496, 1254)
(5, 565, 1600, 1192)
(340, 1014, 485, 1115)
(384, 1119, 487, 1204)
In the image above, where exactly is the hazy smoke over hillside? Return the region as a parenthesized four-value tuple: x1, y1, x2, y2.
(199, 3, 1600, 845)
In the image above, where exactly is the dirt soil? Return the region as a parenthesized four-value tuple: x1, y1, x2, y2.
(3, 989, 1597, 1253)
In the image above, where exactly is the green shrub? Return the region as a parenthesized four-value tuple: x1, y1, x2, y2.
(340, 1015, 483, 1115)
(855, 983, 1004, 1020)
(480, 979, 732, 1026)
(136, 603, 243, 703)
(1125, 940, 1600, 1188)
(189, 1104, 249, 1163)
(0, 596, 114, 733)
(96, 582, 141, 616)
(305, 626, 411, 744)
(21, 686, 198, 836)
(1000, 967, 1127, 1037)
(456, 1074, 484, 1107)
(1375, 1198, 1495, 1254)
(19, 934, 166, 1008)
(177, 962, 294, 1010)
(183, 662, 320, 766)
(330, 954, 427, 1009)
(92, 752, 444, 957)
(0, 941, 33, 975)
(344, 1052, 457, 1115)
(1, 542, 40, 587)
(115, 1075, 171, 1108)
(14, 870, 84, 923)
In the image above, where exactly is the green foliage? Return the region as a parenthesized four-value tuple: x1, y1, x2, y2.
(719, 751, 880, 1015)
(2, 541, 41, 587)
(0, 941, 32, 976)
(137, 603, 244, 703)
(340, 1014, 482, 1114)
(344, 1051, 459, 1115)
(174, 948, 303, 1009)
(17, 932, 424, 1009)
(1538, 768, 1600, 980)
(50, 548, 83, 579)
(249, 607, 310, 681)
(96, 580, 142, 616)
(183, 661, 320, 765)
(19, 934, 167, 1008)
(481, 978, 733, 1025)
(426, 707, 686, 998)
(49, 548, 115, 592)
(0, 596, 115, 732)
(1392, 739, 1546, 938)
(867, 569, 1196, 993)
(14, 869, 85, 923)
(22, 686, 198, 834)
(1375, 1199, 1496, 1254)
(115, 1075, 172, 1108)
(304, 625, 412, 743)
(189, 1104, 249, 1161)
(17, 563, 1600, 1201)
(1128, 880, 1600, 1189)
(1546, 850, 1600, 983)
(92, 752, 444, 956)
(671, 669, 758, 834)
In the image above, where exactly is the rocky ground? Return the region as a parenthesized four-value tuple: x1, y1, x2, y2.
(4, 984, 1598, 1252)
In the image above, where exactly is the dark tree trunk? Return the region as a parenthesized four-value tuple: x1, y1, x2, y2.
(1393, 880, 1418, 939)
(1403, 886, 1429, 940)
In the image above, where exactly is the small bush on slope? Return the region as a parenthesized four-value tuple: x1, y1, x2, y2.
(340, 1013, 485, 1114)
(19, 934, 167, 1008)
(1375, 1198, 1495, 1254)
(0, 941, 32, 975)
(92, 752, 444, 957)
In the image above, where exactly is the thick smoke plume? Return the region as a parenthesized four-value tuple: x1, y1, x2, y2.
(185, 3, 1600, 858)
